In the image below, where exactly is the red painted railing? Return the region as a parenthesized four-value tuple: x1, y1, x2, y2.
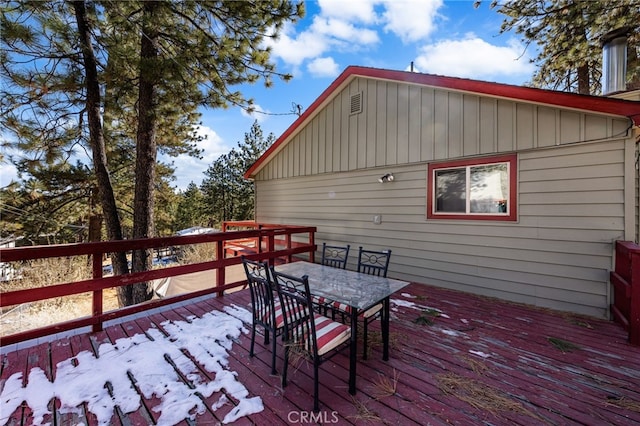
(610, 240, 640, 345)
(0, 222, 316, 346)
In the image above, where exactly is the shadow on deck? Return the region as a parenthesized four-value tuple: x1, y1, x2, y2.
(2, 282, 640, 425)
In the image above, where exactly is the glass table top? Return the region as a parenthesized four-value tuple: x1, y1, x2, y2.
(275, 261, 409, 310)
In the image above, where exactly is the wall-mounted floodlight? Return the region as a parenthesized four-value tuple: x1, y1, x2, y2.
(378, 173, 394, 183)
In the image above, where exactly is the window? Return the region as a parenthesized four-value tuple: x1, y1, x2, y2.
(427, 154, 517, 221)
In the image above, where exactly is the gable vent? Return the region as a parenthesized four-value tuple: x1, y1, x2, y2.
(350, 92, 363, 115)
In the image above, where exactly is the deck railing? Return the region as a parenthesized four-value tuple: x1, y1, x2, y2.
(610, 240, 640, 345)
(0, 222, 316, 346)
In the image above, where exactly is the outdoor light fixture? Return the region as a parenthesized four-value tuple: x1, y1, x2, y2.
(378, 173, 394, 183)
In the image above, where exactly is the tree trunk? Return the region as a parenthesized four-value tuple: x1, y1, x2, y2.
(577, 64, 590, 95)
(129, 0, 160, 304)
(73, 1, 131, 305)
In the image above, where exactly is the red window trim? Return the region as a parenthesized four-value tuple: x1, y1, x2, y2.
(426, 154, 518, 221)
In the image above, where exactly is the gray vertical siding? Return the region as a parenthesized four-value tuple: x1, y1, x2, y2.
(253, 78, 636, 318)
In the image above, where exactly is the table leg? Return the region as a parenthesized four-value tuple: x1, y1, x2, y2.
(349, 307, 358, 395)
(382, 296, 390, 361)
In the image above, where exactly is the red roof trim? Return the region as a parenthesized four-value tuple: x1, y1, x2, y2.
(245, 66, 640, 179)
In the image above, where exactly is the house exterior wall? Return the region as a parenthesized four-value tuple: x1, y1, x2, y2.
(253, 77, 637, 318)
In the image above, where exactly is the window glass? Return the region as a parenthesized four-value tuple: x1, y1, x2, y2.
(469, 163, 508, 213)
(435, 168, 466, 213)
(427, 154, 516, 221)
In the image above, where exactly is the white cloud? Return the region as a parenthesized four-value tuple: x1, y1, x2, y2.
(167, 125, 230, 190)
(266, 3, 382, 70)
(413, 35, 534, 80)
(267, 0, 447, 73)
(311, 17, 379, 45)
(318, 0, 379, 24)
(307, 57, 341, 78)
(381, 0, 444, 43)
(265, 23, 329, 67)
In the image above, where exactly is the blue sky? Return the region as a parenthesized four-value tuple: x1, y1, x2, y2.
(173, 0, 535, 190)
(0, 0, 537, 191)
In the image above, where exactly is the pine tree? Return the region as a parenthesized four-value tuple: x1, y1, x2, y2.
(173, 182, 207, 231)
(1, 1, 304, 305)
(480, 0, 640, 94)
(201, 121, 275, 226)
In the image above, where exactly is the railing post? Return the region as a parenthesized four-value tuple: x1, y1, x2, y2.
(630, 248, 640, 345)
(216, 240, 225, 297)
(309, 230, 315, 263)
(286, 232, 292, 263)
(92, 253, 104, 333)
(267, 230, 275, 266)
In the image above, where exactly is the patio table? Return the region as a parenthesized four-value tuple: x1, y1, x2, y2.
(275, 261, 409, 394)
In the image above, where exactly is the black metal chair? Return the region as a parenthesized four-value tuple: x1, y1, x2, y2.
(329, 247, 392, 359)
(242, 256, 284, 375)
(313, 243, 351, 313)
(271, 268, 351, 413)
(357, 247, 391, 359)
(320, 243, 350, 269)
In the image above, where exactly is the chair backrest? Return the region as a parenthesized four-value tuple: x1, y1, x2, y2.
(242, 256, 277, 326)
(321, 243, 350, 269)
(270, 269, 317, 355)
(357, 247, 391, 277)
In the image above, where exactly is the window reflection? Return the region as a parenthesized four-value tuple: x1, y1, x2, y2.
(435, 168, 466, 212)
(469, 164, 508, 213)
(433, 162, 509, 215)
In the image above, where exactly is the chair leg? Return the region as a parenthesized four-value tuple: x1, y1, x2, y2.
(270, 330, 277, 375)
(264, 329, 270, 345)
(282, 344, 289, 387)
(250, 324, 256, 357)
(362, 318, 368, 360)
(313, 360, 320, 413)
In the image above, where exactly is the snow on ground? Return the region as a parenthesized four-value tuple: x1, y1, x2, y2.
(0, 304, 262, 426)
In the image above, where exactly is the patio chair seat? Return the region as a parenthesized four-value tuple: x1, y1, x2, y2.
(292, 313, 351, 356)
(264, 300, 285, 329)
(329, 300, 383, 319)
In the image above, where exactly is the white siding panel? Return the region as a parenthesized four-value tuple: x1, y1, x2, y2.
(366, 79, 377, 168)
(386, 82, 399, 164)
(463, 95, 479, 156)
(447, 92, 463, 158)
(376, 82, 388, 166)
(397, 84, 410, 164)
(479, 98, 497, 153)
(537, 107, 557, 147)
(497, 100, 515, 152)
(318, 108, 327, 174)
(408, 86, 422, 162)
(434, 90, 448, 159)
(253, 78, 636, 318)
(420, 88, 435, 162)
(516, 103, 535, 150)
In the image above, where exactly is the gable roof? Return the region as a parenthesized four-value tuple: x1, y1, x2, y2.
(245, 65, 640, 179)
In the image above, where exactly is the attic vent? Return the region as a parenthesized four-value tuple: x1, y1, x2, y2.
(350, 92, 363, 115)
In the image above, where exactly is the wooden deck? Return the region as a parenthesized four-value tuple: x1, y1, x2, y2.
(2, 282, 640, 425)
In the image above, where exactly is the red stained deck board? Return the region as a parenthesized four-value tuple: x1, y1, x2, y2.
(3, 283, 640, 425)
(2, 345, 32, 425)
(388, 287, 640, 424)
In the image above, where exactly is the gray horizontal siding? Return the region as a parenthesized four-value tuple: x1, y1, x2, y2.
(256, 139, 627, 318)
